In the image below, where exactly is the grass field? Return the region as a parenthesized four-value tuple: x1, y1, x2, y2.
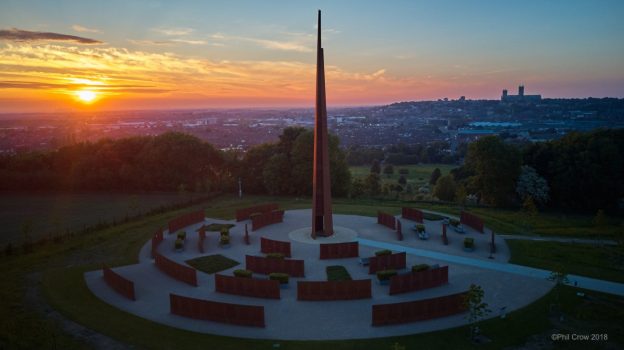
(0, 192, 201, 245)
(507, 240, 624, 283)
(1, 193, 623, 349)
(350, 163, 456, 191)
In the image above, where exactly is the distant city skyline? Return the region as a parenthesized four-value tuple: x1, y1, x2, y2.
(1, 0, 623, 112)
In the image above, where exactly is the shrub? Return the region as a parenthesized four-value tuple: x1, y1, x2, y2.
(266, 252, 285, 259)
(234, 269, 252, 278)
(464, 237, 474, 249)
(376, 269, 397, 281)
(412, 264, 430, 272)
(177, 231, 186, 240)
(175, 238, 184, 250)
(450, 218, 460, 227)
(416, 224, 425, 233)
(220, 227, 230, 237)
(269, 272, 289, 284)
(219, 235, 230, 245)
(375, 249, 392, 256)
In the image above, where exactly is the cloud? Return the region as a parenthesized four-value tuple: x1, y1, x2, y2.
(244, 37, 311, 52)
(0, 43, 417, 107)
(170, 39, 206, 45)
(0, 28, 102, 44)
(211, 33, 313, 52)
(151, 27, 194, 36)
(71, 24, 100, 33)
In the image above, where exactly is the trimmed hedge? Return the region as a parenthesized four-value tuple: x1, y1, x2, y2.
(233, 269, 253, 278)
(269, 272, 289, 284)
(266, 252, 285, 259)
(412, 264, 430, 272)
(375, 249, 392, 257)
(175, 238, 184, 250)
(220, 235, 230, 245)
(449, 218, 460, 227)
(376, 269, 398, 281)
(177, 231, 186, 240)
(416, 224, 425, 233)
(464, 237, 474, 249)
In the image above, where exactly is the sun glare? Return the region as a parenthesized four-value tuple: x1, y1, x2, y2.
(76, 90, 97, 103)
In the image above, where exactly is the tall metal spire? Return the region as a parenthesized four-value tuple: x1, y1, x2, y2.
(311, 10, 334, 238)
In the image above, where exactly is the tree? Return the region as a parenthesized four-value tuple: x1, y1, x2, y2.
(455, 184, 467, 207)
(370, 160, 381, 174)
(398, 175, 407, 187)
(593, 209, 608, 227)
(433, 174, 456, 201)
(465, 136, 521, 206)
(364, 173, 381, 197)
(429, 167, 442, 185)
(350, 178, 365, 198)
(516, 165, 549, 205)
(383, 164, 394, 177)
(463, 284, 491, 341)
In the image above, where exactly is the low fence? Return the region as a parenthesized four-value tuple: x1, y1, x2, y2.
(319, 242, 359, 259)
(245, 255, 305, 277)
(260, 237, 291, 257)
(251, 210, 284, 231)
(297, 279, 372, 301)
(168, 210, 205, 234)
(236, 203, 279, 221)
(155, 253, 198, 286)
(215, 274, 280, 299)
(368, 252, 406, 274)
(402, 207, 424, 223)
(460, 211, 484, 233)
(377, 211, 396, 230)
(170, 293, 265, 327)
(103, 266, 135, 300)
(389, 266, 449, 295)
(372, 291, 467, 326)
(151, 229, 164, 258)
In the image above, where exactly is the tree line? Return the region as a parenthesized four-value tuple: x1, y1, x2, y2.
(0, 128, 351, 197)
(431, 129, 624, 213)
(1, 127, 621, 214)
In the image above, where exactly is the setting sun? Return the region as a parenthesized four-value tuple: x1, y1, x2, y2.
(76, 90, 97, 103)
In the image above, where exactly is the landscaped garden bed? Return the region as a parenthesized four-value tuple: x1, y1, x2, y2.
(186, 254, 239, 274)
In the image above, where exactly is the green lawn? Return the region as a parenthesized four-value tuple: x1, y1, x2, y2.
(0, 192, 204, 245)
(186, 254, 240, 274)
(326, 265, 352, 281)
(2, 193, 623, 349)
(350, 163, 455, 191)
(507, 240, 624, 283)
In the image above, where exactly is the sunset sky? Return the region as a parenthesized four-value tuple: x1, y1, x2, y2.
(1, 0, 623, 112)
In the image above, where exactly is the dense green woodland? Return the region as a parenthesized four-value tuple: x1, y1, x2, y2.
(1, 128, 622, 213)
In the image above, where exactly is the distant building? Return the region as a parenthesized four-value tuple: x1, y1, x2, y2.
(501, 85, 541, 102)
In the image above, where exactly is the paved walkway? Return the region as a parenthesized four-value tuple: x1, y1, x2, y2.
(358, 238, 624, 297)
(498, 234, 618, 246)
(84, 209, 554, 340)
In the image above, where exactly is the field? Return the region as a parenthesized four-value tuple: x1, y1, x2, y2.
(1, 193, 623, 349)
(0, 192, 201, 245)
(350, 163, 456, 191)
(507, 240, 624, 283)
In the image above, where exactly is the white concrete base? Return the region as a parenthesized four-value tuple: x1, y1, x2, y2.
(288, 226, 358, 244)
(84, 209, 552, 340)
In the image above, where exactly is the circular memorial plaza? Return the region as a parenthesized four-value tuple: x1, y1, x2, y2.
(84, 208, 553, 340)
